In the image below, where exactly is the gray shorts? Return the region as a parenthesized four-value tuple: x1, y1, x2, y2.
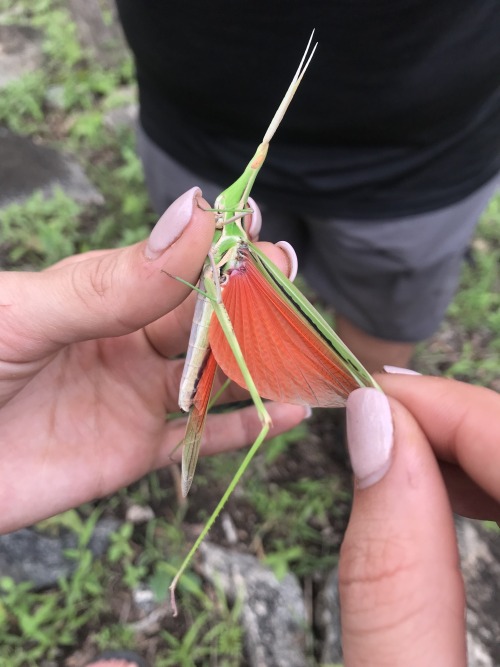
(137, 125, 499, 342)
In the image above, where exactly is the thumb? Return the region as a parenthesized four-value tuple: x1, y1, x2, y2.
(0, 187, 214, 360)
(339, 388, 466, 666)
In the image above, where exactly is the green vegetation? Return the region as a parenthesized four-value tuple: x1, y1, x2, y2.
(0, 0, 153, 272)
(1, 189, 81, 267)
(0, 0, 499, 665)
(0, 510, 108, 666)
(445, 207, 500, 384)
(414, 200, 500, 387)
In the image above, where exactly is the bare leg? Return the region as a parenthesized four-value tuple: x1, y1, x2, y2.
(336, 315, 415, 374)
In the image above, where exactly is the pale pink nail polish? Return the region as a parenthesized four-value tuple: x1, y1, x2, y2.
(383, 365, 421, 376)
(145, 186, 202, 260)
(276, 241, 298, 281)
(245, 197, 262, 240)
(346, 388, 394, 489)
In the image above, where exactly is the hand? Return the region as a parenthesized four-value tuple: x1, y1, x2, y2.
(339, 372, 500, 665)
(0, 187, 306, 534)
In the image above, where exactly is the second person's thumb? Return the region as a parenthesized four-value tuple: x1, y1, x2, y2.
(339, 387, 466, 666)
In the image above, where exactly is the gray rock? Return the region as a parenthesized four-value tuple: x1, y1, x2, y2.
(103, 102, 138, 132)
(198, 542, 308, 667)
(125, 504, 155, 524)
(0, 24, 43, 89)
(128, 584, 170, 636)
(467, 628, 494, 667)
(456, 518, 500, 667)
(67, 0, 128, 68)
(316, 519, 500, 667)
(132, 584, 158, 617)
(315, 568, 343, 665)
(0, 518, 120, 590)
(0, 127, 104, 209)
(88, 517, 122, 556)
(44, 84, 66, 111)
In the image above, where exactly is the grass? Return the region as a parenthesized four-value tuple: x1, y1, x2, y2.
(0, 0, 499, 665)
(0, 509, 108, 666)
(414, 201, 500, 387)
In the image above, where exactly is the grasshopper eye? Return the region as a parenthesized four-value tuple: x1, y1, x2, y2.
(243, 197, 262, 240)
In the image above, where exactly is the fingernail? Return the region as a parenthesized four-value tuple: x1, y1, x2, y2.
(145, 186, 202, 260)
(276, 241, 298, 281)
(383, 365, 421, 376)
(346, 388, 394, 489)
(303, 405, 313, 420)
(244, 197, 262, 240)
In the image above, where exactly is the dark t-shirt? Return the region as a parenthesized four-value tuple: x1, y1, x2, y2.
(116, 0, 500, 218)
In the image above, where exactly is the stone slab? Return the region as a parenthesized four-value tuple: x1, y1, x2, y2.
(0, 127, 103, 209)
(68, 0, 128, 68)
(0, 519, 120, 590)
(0, 23, 43, 89)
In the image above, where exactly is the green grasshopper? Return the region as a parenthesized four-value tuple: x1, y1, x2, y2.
(170, 31, 380, 615)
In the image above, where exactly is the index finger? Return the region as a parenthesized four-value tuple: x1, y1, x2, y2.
(376, 374, 500, 504)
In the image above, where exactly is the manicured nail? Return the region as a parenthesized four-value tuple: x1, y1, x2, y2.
(383, 365, 421, 376)
(346, 388, 394, 489)
(303, 405, 313, 420)
(276, 241, 298, 281)
(244, 197, 262, 240)
(145, 186, 202, 260)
